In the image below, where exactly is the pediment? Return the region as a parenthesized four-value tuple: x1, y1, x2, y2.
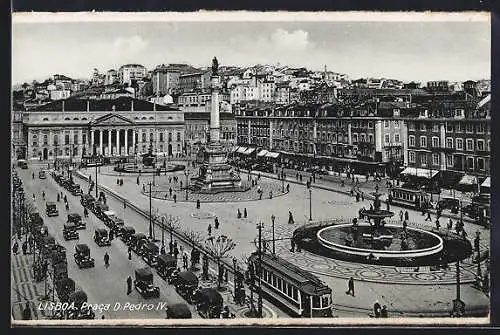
(91, 113, 135, 126)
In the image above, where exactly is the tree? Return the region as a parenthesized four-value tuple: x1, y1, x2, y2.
(240, 253, 257, 317)
(205, 235, 236, 289)
(183, 228, 204, 249)
(158, 214, 180, 250)
(141, 81, 153, 97)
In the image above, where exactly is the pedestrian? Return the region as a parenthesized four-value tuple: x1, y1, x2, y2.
(136, 176, 140, 185)
(435, 219, 441, 230)
(237, 209, 242, 219)
(109, 229, 114, 241)
(288, 211, 294, 224)
(128, 247, 132, 260)
(214, 217, 219, 229)
(399, 210, 404, 222)
(33, 193, 35, 201)
(180, 180, 183, 189)
(126, 276, 132, 295)
(224, 268, 229, 283)
(425, 212, 432, 222)
(386, 202, 390, 211)
(32, 172, 35, 179)
(381, 305, 388, 318)
(286, 184, 290, 192)
(196, 199, 200, 209)
(405, 211, 409, 221)
(174, 246, 179, 260)
(447, 218, 453, 230)
(169, 187, 172, 197)
(13, 241, 19, 255)
(290, 238, 295, 253)
(244, 208, 247, 218)
(356, 192, 360, 202)
(373, 300, 382, 318)
(57, 193, 60, 202)
(269, 191, 273, 199)
(104, 252, 110, 268)
(346, 277, 355, 296)
(361, 192, 364, 201)
(169, 177, 172, 183)
(208, 224, 212, 236)
(22, 302, 31, 320)
(173, 194, 177, 203)
(123, 200, 126, 209)
(142, 184, 145, 192)
(42, 191, 45, 199)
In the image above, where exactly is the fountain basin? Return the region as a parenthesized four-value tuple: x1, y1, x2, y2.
(317, 224, 443, 259)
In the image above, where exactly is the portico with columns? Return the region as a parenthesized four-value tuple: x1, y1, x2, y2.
(89, 113, 137, 157)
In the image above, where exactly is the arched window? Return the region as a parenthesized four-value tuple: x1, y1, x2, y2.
(65, 134, 70, 144)
(43, 135, 48, 144)
(159, 133, 164, 142)
(82, 117, 88, 121)
(149, 132, 154, 142)
(141, 117, 146, 120)
(149, 116, 154, 120)
(142, 133, 146, 142)
(42, 117, 49, 121)
(176, 132, 181, 142)
(73, 117, 79, 120)
(53, 135, 59, 145)
(64, 117, 70, 121)
(168, 132, 172, 142)
(167, 116, 173, 120)
(134, 117, 139, 120)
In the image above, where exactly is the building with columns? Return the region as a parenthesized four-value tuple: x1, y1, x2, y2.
(22, 96, 185, 161)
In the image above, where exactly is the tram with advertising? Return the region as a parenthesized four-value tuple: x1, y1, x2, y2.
(246, 252, 333, 318)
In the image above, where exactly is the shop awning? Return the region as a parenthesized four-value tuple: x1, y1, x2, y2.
(236, 147, 248, 154)
(265, 152, 280, 158)
(400, 167, 439, 179)
(257, 149, 269, 157)
(459, 174, 478, 186)
(243, 148, 256, 155)
(481, 177, 491, 188)
(230, 146, 239, 153)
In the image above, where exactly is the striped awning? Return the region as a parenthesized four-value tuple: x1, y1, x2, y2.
(230, 146, 239, 153)
(243, 148, 256, 155)
(459, 174, 478, 186)
(236, 147, 248, 153)
(401, 167, 439, 179)
(257, 149, 269, 157)
(265, 152, 280, 158)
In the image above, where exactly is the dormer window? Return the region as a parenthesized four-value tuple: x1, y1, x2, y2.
(454, 109, 465, 119)
(393, 109, 400, 117)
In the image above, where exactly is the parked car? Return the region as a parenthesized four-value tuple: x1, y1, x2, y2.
(192, 288, 223, 318)
(38, 170, 47, 179)
(73, 244, 95, 269)
(141, 241, 160, 267)
(94, 228, 111, 247)
(119, 226, 136, 241)
(165, 303, 192, 319)
(437, 197, 460, 213)
(156, 254, 177, 281)
(134, 267, 160, 298)
(68, 213, 85, 229)
(80, 194, 96, 208)
(173, 271, 199, 302)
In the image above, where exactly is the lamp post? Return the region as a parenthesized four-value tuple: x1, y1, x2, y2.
(148, 181, 153, 240)
(281, 165, 285, 193)
(184, 170, 190, 201)
(309, 188, 312, 221)
(161, 216, 165, 251)
(256, 221, 264, 318)
(94, 153, 98, 199)
(271, 214, 276, 255)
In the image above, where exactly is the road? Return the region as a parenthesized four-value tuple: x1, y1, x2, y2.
(15, 166, 201, 319)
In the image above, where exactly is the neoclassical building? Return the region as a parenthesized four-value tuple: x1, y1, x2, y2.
(22, 97, 185, 161)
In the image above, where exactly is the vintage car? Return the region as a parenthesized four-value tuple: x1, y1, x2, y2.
(74, 244, 95, 269)
(68, 213, 86, 230)
(109, 216, 125, 233)
(192, 288, 223, 319)
(55, 277, 76, 303)
(80, 194, 96, 208)
(165, 303, 192, 319)
(134, 267, 160, 298)
(437, 197, 460, 213)
(94, 202, 109, 219)
(42, 235, 56, 251)
(102, 210, 116, 227)
(46, 202, 59, 217)
(128, 232, 147, 251)
(68, 182, 83, 196)
(38, 170, 47, 179)
(119, 226, 136, 242)
(63, 222, 79, 240)
(173, 271, 199, 301)
(156, 254, 177, 281)
(67, 290, 95, 320)
(141, 241, 160, 267)
(94, 228, 111, 247)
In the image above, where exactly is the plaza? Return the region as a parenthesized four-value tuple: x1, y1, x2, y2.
(76, 162, 489, 317)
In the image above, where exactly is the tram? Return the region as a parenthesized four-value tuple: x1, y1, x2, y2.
(389, 186, 431, 210)
(246, 252, 333, 318)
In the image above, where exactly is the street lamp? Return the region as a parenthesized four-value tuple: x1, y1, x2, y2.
(256, 221, 264, 318)
(271, 214, 276, 255)
(184, 170, 190, 201)
(309, 188, 312, 221)
(148, 181, 153, 240)
(281, 165, 285, 193)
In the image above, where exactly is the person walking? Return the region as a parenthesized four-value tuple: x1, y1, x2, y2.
(104, 252, 110, 268)
(447, 218, 453, 230)
(208, 224, 212, 236)
(13, 241, 19, 255)
(109, 229, 114, 241)
(128, 246, 132, 260)
(346, 277, 355, 296)
(243, 208, 247, 218)
(288, 211, 294, 224)
(126, 276, 133, 295)
(22, 241, 28, 255)
(196, 199, 200, 209)
(425, 212, 432, 222)
(399, 210, 404, 222)
(381, 305, 388, 318)
(373, 300, 382, 318)
(22, 302, 32, 320)
(214, 217, 219, 229)
(404, 211, 409, 221)
(169, 187, 172, 197)
(42, 191, 45, 199)
(237, 209, 242, 219)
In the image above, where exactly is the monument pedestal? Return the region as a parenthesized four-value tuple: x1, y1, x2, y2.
(191, 143, 247, 193)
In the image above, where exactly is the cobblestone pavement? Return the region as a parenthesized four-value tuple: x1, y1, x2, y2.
(77, 165, 489, 317)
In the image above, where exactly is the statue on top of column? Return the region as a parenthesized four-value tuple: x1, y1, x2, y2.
(211, 57, 219, 76)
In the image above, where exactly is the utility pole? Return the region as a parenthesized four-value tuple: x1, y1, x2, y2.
(309, 188, 312, 221)
(256, 221, 264, 318)
(271, 215, 276, 255)
(148, 182, 153, 239)
(95, 160, 98, 199)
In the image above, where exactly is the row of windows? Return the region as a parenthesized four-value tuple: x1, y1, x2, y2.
(261, 268, 299, 302)
(408, 135, 488, 151)
(408, 152, 487, 170)
(140, 132, 182, 142)
(42, 116, 175, 122)
(408, 122, 487, 134)
(32, 134, 87, 145)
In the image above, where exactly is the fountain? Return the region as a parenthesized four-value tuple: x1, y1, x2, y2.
(316, 184, 444, 261)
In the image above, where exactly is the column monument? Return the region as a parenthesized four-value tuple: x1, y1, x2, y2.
(191, 57, 247, 193)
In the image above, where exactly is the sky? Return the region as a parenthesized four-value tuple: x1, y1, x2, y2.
(12, 16, 491, 85)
